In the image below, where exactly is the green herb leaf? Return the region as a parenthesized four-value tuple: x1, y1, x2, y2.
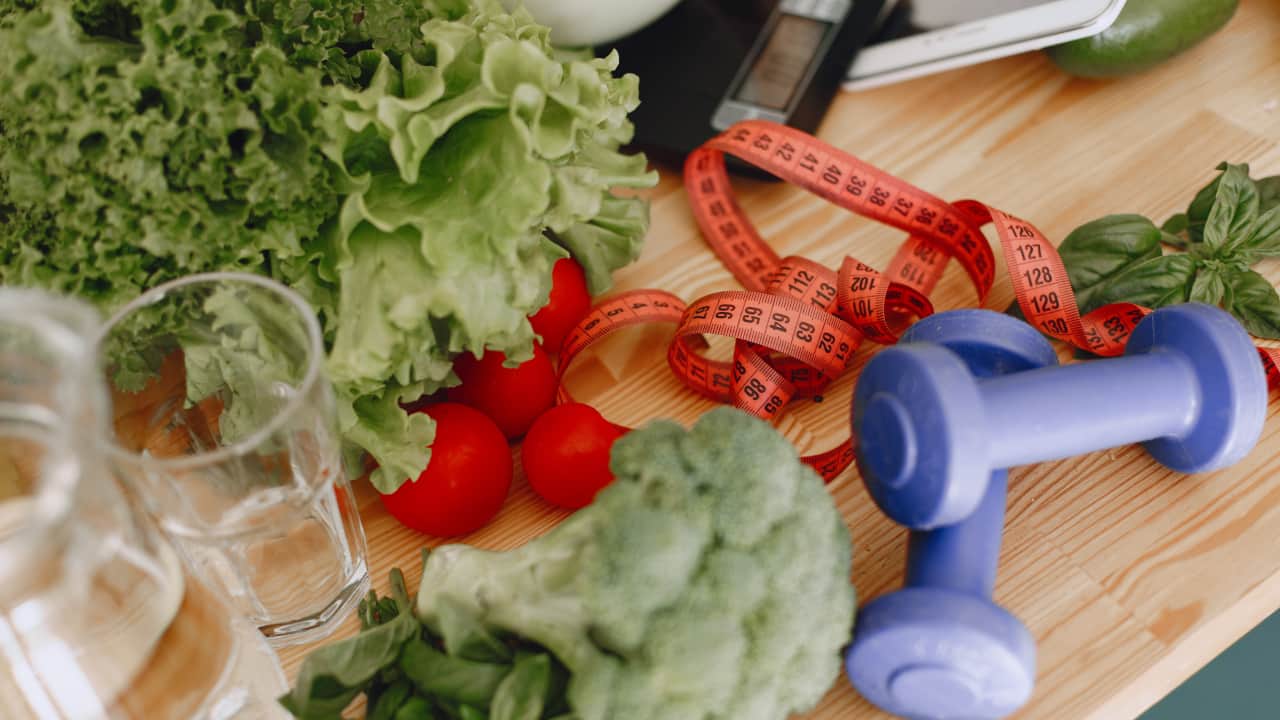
(1160, 230, 1190, 250)
(370, 680, 414, 720)
(361, 589, 404, 630)
(392, 696, 435, 720)
(1056, 214, 1163, 313)
(1092, 254, 1197, 310)
(1189, 269, 1227, 306)
(278, 675, 362, 720)
(1227, 269, 1280, 339)
(1241, 205, 1280, 257)
(459, 707, 488, 720)
(1258, 176, 1280, 212)
(284, 605, 418, 717)
(1162, 213, 1189, 235)
(399, 635, 511, 708)
(433, 697, 465, 719)
(437, 596, 512, 663)
(1159, 213, 1190, 249)
(1185, 162, 1240, 243)
(283, 569, 420, 718)
(491, 654, 552, 720)
(1204, 164, 1258, 250)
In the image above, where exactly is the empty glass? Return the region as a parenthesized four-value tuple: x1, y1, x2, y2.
(99, 273, 368, 646)
(0, 289, 287, 719)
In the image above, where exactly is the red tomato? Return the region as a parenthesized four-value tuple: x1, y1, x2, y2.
(529, 258, 591, 354)
(522, 403, 624, 510)
(380, 403, 512, 537)
(447, 344, 557, 439)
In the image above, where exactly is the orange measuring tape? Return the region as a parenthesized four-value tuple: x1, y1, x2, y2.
(556, 120, 1280, 482)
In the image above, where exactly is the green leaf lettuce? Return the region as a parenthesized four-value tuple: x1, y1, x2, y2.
(0, 0, 657, 493)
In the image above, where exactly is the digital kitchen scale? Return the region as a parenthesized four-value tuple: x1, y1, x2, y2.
(611, 0, 887, 171)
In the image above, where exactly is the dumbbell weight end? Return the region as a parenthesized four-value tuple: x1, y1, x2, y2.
(856, 304, 1266, 529)
(848, 310, 1051, 719)
(847, 474, 1035, 720)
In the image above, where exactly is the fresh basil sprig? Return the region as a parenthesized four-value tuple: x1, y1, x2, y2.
(281, 565, 570, 720)
(281, 570, 421, 719)
(1049, 163, 1280, 339)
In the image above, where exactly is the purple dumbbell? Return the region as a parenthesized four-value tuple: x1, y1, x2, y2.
(847, 309, 1053, 719)
(853, 303, 1267, 529)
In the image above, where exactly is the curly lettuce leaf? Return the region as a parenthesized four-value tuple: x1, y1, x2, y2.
(314, 2, 655, 490)
(0, 0, 336, 312)
(343, 387, 437, 495)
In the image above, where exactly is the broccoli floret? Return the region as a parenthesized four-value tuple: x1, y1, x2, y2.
(415, 407, 855, 720)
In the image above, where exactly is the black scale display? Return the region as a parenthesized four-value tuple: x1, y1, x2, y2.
(610, 0, 887, 168)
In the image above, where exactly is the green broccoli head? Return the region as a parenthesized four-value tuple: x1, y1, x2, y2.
(416, 407, 855, 720)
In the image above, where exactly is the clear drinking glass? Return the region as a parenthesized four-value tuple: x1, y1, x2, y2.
(0, 289, 288, 719)
(99, 272, 369, 646)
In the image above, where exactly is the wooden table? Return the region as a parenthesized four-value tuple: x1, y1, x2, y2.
(281, 3, 1280, 717)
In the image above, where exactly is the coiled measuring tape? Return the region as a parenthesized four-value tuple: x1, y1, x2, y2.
(556, 120, 1280, 482)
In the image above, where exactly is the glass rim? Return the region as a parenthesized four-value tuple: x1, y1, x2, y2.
(96, 271, 326, 472)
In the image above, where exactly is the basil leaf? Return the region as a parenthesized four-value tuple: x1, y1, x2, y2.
(1189, 269, 1227, 306)
(370, 680, 414, 720)
(437, 596, 512, 663)
(1205, 164, 1259, 251)
(284, 603, 419, 718)
(1057, 214, 1163, 313)
(1160, 230, 1190, 250)
(392, 696, 434, 720)
(361, 591, 403, 630)
(1093, 254, 1197, 310)
(1185, 162, 1243, 243)
(1227, 269, 1280, 339)
(1242, 205, 1280, 257)
(459, 707, 488, 720)
(1159, 214, 1191, 249)
(1162, 213, 1189, 235)
(1188, 167, 1279, 246)
(283, 569, 421, 718)
(491, 654, 552, 720)
(400, 635, 511, 708)
(1258, 175, 1280, 212)
(278, 676, 362, 720)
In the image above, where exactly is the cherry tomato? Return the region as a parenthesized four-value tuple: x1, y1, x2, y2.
(380, 403, 512, 537)
(529, 258, 591, 354)
(447, 344, 557, 439)
(522, 403, 624, 509)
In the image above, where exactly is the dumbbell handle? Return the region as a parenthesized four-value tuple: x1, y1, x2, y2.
(984, 350, 1196, 469)
(907, 471, 1008, 599)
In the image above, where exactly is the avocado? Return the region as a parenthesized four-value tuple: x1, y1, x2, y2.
(1046, 0, 1239, 78)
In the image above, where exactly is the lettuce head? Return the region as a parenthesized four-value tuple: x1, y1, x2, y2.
(0, 0, 656, 492)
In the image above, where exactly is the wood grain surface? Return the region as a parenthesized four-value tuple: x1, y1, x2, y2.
(280, 3, 1280, 717)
